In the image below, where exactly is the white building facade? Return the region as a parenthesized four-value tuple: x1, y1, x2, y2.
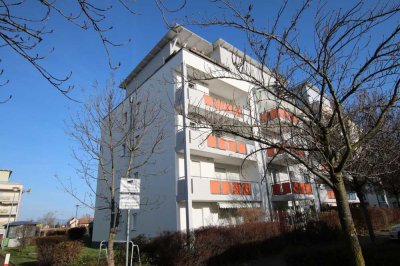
(92, 26, 380, 242)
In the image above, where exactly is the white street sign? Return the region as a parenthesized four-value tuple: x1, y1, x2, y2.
(120, 178, 141, 193)
(119, 194, 140, 210)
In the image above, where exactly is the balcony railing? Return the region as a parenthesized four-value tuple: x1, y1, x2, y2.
(175, 87, 251, 124)
(266, 147, 305, 158)
(210, 180, 252, 195)
(261, 108, 298, 125)
(272, 182, 313, 196)
(176, 130, 256, 161)
(207, 135, 248, 155)
(203, 95, 243, 117)
(177, 176, 261, 202)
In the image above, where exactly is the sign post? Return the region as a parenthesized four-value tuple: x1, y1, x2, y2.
(119, 178, 140, 266)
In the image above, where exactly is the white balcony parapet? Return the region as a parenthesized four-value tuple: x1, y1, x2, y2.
(176, 86, 252, 124)
(176, 129, 257, 161)
(177, 176, 261, 202)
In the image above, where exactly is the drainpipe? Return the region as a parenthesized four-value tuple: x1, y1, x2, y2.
(181, 62, 193, 238)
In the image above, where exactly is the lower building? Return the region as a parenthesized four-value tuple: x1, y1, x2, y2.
(0, 170, 23, 240)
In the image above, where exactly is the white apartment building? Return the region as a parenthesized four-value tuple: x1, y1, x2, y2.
(92, 26, 378, 242)
(0, 170, 23, 238)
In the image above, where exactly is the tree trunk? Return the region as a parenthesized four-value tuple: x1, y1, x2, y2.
(107, 201, 119, 266)
(333, 179, 365, 266)
(107, 229, 116, 266)
(356, 190, 375, 243)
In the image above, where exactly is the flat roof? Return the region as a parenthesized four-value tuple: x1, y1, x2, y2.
(121, 25, 213, 88)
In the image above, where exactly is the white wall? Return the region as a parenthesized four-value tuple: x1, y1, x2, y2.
(125, 43, 172, 95)
(93, 51, 184, 241)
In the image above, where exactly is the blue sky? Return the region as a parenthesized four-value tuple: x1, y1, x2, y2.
(0, 0, 391, 221)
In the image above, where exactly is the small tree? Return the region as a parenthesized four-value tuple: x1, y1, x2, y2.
(39, 211, 57, 228)
(63, 77, 166, 266)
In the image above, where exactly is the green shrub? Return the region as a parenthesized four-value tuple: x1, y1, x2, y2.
(46, 229, 67, 236)
(68, 226, 87, 240)
(36, 236, 82, 266)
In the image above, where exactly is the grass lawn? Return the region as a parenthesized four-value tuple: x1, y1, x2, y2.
(0, 245, 37, 265)
(0, 245, 101, 266)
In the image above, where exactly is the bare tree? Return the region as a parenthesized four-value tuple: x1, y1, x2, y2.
(0, 0, 139, 99)
(39, 211, 57, 228)
(167, 1, 400, 265)
(63, 77, 166, 266)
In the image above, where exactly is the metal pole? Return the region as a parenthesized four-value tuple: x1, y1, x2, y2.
(181, 62, 193, 239)
(126, 209, 131, 266)
(75, 205, 79, 218)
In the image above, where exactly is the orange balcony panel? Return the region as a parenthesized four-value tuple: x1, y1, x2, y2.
(204, 95, 214, 107)
(225, 103, 233, 113)
(237, 142, 247, 154)
(267, 148, 276, 157)
(227, 140, 237, 152)
(261, 112, 267, 122)
(214, 99, 224, 110)
(294, 150, 305, 158)
(210, 180, 221, 194)
(300, 182, 306, 194)
(218, 138, 227, 150)
(278, 109, 287, 119)
(221, 181, 231, 195)
(292, 115, 299, 124)
(327, 190, 335, 199)
(272, 184, 282, 195)
(305, 183, 312, 194)
(291, 182, 301, 194)
(242, 183, 252, 195)
(262, 108, 297, 124)
(269, 109, 278, 120)
(207, 135, 217, 148)
(232, 106, 242, 117)
(232, 182, 241, 194)
(282, 182, 291, 194)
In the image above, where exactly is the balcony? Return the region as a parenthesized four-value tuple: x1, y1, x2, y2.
(271, 182, 314, 201)
(266, 147, 305, 165)
(0, 208, 17, 216)
(176, 130, 257, 163)
(177, 176, 261, 202)
(175, 87, 251, 124)
(321, 190, 360, 205)
(260, 108, 298, 132)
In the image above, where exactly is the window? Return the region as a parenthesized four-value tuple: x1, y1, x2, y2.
(271, 170, 280, 184)
(122, 112, 127, 125)
(215, 167, 227, 179)
(303, 173, 310, 183)
(188, 82, 195, 89)
(289, 171, 295, 181)
(121, 143, 126, 156)
(348, 192, 356, 201)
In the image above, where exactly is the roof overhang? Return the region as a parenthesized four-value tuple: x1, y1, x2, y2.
(121, 25, 213, 89)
